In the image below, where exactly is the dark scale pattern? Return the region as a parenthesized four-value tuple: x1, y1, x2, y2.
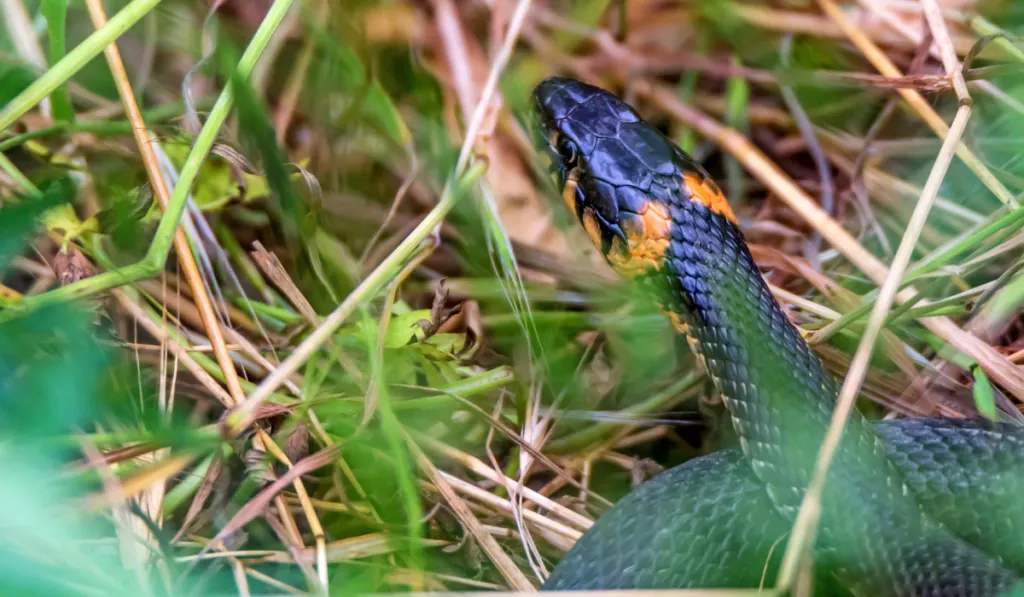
(661, 198, 1018, 596)
(544, 449, 848, 594)
(875, 419, 1024, 572)
(534, 76, 711, 253)
(534, 77, 1024, 596)
(545, 419, 1024, 592)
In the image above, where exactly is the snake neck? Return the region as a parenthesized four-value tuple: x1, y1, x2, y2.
(655, 200, 868, 509)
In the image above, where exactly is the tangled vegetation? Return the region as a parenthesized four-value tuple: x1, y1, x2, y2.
(1, 0, 1024, 595)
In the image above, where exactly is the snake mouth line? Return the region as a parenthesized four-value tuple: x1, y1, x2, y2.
(533, 76, 741, 283)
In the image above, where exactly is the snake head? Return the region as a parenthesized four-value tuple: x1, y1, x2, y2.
(533, 76, 737, 280)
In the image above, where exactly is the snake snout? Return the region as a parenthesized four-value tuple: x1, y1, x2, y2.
(533, 77, 676, 277)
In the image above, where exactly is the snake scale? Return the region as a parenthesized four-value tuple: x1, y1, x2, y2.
(532, 77, 1024, 596)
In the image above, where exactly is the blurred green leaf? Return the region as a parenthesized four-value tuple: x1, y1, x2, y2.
(0, 459, 141, 597)
(230, 61, 307, 250)
(0, 303, 107, 435)
(0, 64, 34, 106)
(162, 141, 270, 211)
(41, 0, 74, 123)
(363, 80, 412, 147)
(0, 180, 68, 271)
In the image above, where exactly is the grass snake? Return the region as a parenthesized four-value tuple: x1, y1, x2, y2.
(533, 77, 1024, 596)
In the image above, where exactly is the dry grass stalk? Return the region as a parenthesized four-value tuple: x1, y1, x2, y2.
(778, 3, 976, 585)
(84, 0, 328, 588)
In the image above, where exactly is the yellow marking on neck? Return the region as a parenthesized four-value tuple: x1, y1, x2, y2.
(683, 172, 737, 224)
(667, 310, 702, 358)
(605, 199, 672, 278)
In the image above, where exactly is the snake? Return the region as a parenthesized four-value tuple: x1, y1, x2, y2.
(532, 76, 1024, 596)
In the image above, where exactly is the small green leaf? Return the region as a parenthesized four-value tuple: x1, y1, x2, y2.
(382, 309, 431, 348)
(419, 332, 472, 359)
(363, 80, 412, 147)
(970, 364, 998, 421)
(163, 143, 244, 211)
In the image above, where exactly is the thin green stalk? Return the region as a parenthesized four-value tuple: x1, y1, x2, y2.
(972, 259, 1024, 326)
(724, 56, 749, 203)
(777, 89, 975, 590)
(0, 152, 39, 195)
(162, 453, 216, 516)
(0, 101, 196, 152)
(0, 0, 162, 132)
(809, 206, 1024, 344)
(323, 368, 517, 415)
(676, 33, 707, 154)
(0, 0, 296, 322)
(904, 207, 1024, 283)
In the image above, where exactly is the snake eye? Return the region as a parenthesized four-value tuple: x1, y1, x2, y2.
(557, 138, 579, 168)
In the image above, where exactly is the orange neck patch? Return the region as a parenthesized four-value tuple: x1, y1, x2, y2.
(683, 172, 738, 224)
(601, 198, 672, 278)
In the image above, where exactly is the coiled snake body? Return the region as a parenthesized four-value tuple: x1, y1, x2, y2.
(533, 77, 1024, 596)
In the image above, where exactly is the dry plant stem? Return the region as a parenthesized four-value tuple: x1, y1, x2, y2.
(256, 436, 328, 590)
(776, 104, 974, 589)
(770, 283, 841, 320)
(862, 2, 1024, 116)
(245, 568, 304, 595)
(2, 0, 49, 122)
(420, 435, 592, 531)
(436, 472, 583, 541)
(730, 3, 970, 54)
(413, 393, 613, 506)
(115, 290, 234, 407)
(228, 0, 534, 431)
(83, 2, 326, 588)
(86, 453, 195, 511)
(815, 0, 1015, 208)
(408, 437, 536, 591)
(229, 553, 252, 597)
(2, 0, 46, 69)
(85, 0, 234, 532)
(433, 0, 479, 121)
(919, 0, 969, 99)
(634, 80, 1024, 401)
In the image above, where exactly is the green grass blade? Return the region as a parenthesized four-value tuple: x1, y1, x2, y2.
(0, 0, 162, 132)
(40, 0, 74, 123)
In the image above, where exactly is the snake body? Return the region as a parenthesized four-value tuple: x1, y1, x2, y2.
(533, 77, 1024, 596)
